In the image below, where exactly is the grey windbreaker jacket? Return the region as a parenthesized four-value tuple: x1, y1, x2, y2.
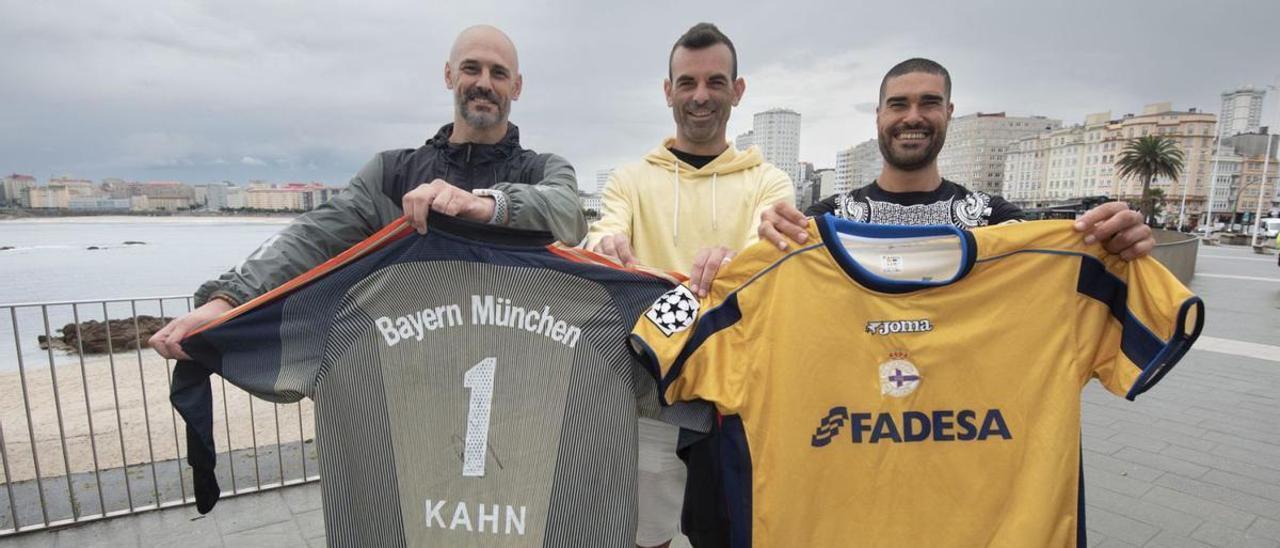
(194, 123, 587, 307)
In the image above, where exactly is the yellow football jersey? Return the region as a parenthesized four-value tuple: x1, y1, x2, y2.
(630, 217, 1203, 548)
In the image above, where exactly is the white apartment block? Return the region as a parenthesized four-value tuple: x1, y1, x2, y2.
(244, 183, 333, 211)
(1, 174, 36, 206)
(834, 139, 882, 195)
(1205, 132, 1279, 224)
(937, 113, 1061, 196)
(734, 130, 754, 152)
(1004, 103, 1217, 223)
(580, 192, 603, 214)
(1220, 86, 1266, 137)
(752, 108, 801, 186)
(1207, 152, 1243, 215)
(24, 186, 70, 208)
(205, 183, 243, 211)
(246, 188, 306, 211)
(49, 178, 98, 198)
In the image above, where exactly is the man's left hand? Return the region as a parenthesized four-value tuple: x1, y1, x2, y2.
(1073, 202, 1154, 261)
(401, 179, 497, 234)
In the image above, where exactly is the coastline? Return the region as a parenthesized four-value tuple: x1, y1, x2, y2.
(0, 215, 293, 225)
(0, 352, 315, 483)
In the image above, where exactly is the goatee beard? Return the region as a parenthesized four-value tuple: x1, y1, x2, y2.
(457, 88, 506, 129)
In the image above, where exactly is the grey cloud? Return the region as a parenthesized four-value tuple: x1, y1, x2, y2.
(1, 0, 1277, 189)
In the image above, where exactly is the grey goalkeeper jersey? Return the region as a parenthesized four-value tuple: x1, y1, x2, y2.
(173, 215, 711, 547)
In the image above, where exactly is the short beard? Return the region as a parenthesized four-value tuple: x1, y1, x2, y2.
(455, 87, 508, 130)
(878, 126, 946, 172)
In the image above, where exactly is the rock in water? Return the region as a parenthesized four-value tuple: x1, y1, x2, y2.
(123, 241, 146, 245)
(37, 316, 175, 354)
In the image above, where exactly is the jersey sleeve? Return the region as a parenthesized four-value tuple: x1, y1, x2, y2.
(172, 223, 414, 514)
(1075, 254, 1204, 400)
(171, 288, 338, 515)
(628, 284, 749, 414)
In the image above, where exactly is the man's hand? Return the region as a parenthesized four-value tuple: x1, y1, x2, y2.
(402, 179, 497, 234)
(149, 299, 235, 360)
(758, 202, 809, 251)
(1073, 201, 1154, 261)
(689, 246, 734, 297)
(588, 233, 637, 267)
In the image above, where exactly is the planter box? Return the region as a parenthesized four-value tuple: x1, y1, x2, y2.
(1220, 233, 1251, 245)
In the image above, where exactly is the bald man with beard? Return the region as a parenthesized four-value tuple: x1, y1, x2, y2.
(151, 25, 587, 357)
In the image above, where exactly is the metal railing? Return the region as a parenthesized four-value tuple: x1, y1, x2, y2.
(0, 295, 318, 536)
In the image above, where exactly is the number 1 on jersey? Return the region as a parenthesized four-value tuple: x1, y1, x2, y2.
(462, 357, 497, 477)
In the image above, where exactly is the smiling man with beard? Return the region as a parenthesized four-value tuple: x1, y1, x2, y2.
(757, 57, 1155, 260)
(151, 25, 586, 360)
(585, 23, 794, 548)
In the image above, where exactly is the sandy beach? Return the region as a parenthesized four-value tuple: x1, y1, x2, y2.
(0, 351, 315, 483)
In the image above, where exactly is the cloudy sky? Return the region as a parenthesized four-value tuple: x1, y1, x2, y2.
(2, 0, 1277, 192)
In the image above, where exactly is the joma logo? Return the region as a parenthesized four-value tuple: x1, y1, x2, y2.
(865, 319, 933, 336)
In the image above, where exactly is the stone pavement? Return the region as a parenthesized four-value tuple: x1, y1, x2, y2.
(3, 243, 1278, 547)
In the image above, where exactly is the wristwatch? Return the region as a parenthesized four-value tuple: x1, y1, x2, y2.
(472, 188, 509, 225)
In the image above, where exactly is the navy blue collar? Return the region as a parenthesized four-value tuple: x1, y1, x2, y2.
(815, 214, 978, 294)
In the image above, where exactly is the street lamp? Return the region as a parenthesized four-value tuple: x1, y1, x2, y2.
(1251, 83, 1279, 248)
(1204, 114, 1228, 234)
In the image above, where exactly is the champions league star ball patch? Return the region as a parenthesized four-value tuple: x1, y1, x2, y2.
(645, 285, 699, 336)
(880, 353, 921, 397)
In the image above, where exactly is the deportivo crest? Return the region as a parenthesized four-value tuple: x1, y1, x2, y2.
(645, 285, 699, 336)
(865, 319, 933, 336)
(880, 353, 921, 398)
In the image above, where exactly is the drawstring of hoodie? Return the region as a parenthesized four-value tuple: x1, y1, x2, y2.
(672, 162, 681, 245)
(711, 172, 719, 231)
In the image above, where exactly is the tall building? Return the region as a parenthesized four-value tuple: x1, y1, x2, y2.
(1, 174, 36, 206)
(1206, 131, 1279, 226)
(1004, 103, 1217, 225)
(205, 182, 241, 211)
(793, 161, 814, 186)
(795, 161, 815, 205)
(937, 113, 1061, 195)
(752, 108, 801, 185)
(1220, 87, 1266, 137)
(24, 186, 70, 209)
(734, 130, 754, 152)
(813, 169, 837, 204)
(834, 139, 882, 195)
(595, 168, 614, 194)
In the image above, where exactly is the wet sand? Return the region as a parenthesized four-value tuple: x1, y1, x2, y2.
(0, 351, 314, 482)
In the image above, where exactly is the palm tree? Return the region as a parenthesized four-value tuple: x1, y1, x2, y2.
(1115, 135, 1185, 225)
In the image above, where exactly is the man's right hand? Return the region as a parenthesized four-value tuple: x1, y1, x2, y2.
(758, 202, 810, 250)
(588, 233, 637, 267)
(149, 299, 234, 360)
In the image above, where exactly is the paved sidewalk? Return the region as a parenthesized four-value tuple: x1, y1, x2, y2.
(4, 244, 1279, 547)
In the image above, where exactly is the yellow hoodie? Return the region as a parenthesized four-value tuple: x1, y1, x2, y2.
(585, 138, 795, 273)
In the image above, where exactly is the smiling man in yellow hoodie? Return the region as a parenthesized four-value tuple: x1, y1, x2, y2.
(585, 22, 793, 548)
